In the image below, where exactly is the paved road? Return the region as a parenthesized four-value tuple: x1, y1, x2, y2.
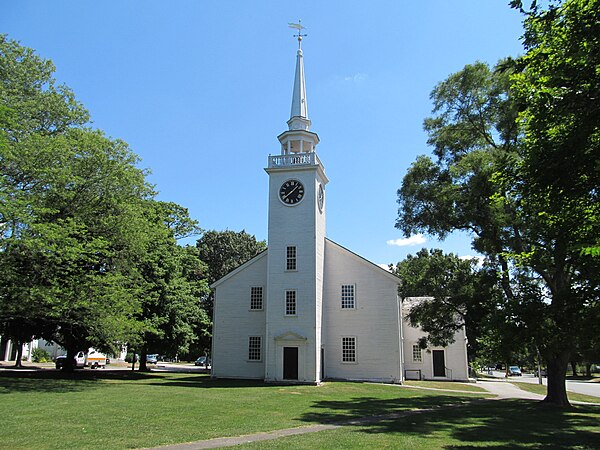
(485, 370, 600, 398)
(476, 379, 545, 400)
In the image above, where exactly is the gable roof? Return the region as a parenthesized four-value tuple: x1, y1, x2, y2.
(210, 239, 400, 289)
(325, 238, 401, 285)
(209, 250, 268, 289)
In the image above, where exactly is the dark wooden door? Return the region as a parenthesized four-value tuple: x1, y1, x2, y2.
(432, 350, 445, 377)
(283, 347, 298, 380)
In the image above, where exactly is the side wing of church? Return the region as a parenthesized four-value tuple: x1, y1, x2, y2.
(211, 28, 469, 384)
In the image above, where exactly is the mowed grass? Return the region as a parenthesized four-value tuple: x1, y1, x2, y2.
(0, 370, 486, 450)
(238, 400, 600, 449)
(403, 380, 487, 392)
(0, 371, 598, 449)
(510, 381, 600, 404)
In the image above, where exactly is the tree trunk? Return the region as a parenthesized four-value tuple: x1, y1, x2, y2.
(570, 360, 578, 377)
(139, 348, 148, 372)
(13, 342, 23, 368)
(543, 351, 571, 407)
(585, 363, 592, 378)
(63, 346, 77, 372)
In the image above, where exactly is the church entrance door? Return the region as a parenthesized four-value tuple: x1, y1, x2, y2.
(283, 347, 298, 380)
(432, 350, 446, 377)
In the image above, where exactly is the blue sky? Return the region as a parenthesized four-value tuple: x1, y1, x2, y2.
(2, 1, 525, 266)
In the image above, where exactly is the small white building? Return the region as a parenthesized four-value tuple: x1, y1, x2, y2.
(211, 32, 468, 384)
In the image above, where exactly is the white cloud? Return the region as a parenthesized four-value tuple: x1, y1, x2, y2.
(386, 234, 427, 247)
(343, 73, 367, 83)
(377, 263, 393, 272)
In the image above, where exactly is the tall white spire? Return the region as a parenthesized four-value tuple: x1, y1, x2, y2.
(276, 22, 319, 155)
(286, 22, 311, 132)
(290, 45, 308, 120)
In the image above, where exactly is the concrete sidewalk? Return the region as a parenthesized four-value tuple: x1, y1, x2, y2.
(475, 379, 545, 400)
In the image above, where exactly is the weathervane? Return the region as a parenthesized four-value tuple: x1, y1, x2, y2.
(288, 21, 307, 49)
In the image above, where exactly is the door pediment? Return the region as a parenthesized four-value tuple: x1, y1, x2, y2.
(274, 331, 307, 342)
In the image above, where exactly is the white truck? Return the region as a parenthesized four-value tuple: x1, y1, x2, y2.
(85, 348, 107, 369)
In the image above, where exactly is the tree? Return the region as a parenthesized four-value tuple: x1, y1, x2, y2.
(391, 249, 498, 363)
(0, 35, 155, 369)
(396, 50, 598, 406)
(196, 230, 266, 314)
(133, 201, 209, 371)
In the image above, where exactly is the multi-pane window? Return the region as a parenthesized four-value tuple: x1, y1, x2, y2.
(341, 337, 356, 363)
(341, 284, 355, 309)
(412, 344, 422, 363)
(285, 290, 297, 316)
(286, 246, 297, 271)
(248, 336, 261, 361)
(250, 287, 263, 310)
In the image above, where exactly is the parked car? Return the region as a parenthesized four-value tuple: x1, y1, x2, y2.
(55, 352, 86, 370)
(146, 354, 158, 364)
(508, 366, 522, 376)
(195, 356, 210, 367)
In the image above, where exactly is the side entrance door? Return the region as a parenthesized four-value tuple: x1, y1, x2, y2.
(283, 347, 298, 380)
(432, 350, 446, 377)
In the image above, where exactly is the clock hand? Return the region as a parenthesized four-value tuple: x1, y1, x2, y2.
(283, 185, 299, 199)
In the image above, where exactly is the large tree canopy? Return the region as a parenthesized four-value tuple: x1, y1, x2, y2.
(396, 12, 599, 407)
(0, 35, 210, 370)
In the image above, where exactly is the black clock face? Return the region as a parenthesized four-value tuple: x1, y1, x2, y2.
(279, 179, 304, 205)
(317, 184, 324, 212)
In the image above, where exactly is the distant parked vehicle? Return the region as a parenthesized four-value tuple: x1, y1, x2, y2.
(195, 356, 210, 367)
(86, 349, 107, 369)
(55, 352, 86, 370)
(146, 354, 158, 364)
(508, 366, 522, 376)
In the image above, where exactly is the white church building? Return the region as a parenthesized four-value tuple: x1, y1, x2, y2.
(211, 31, 468, 384)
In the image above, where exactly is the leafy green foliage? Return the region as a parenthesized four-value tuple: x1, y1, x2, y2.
(0, 35, 212, 370)
(31, 347, 51, 363)
(196, 229, 267, 286)
(396, 30, 599, 405)
(391, 249, 498, 358)
(133, 202, 209, 367)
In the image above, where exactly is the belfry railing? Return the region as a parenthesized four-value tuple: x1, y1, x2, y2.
(268, 152, 322, 168)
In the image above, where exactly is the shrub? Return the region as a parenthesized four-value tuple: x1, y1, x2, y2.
(32, 348, 51, 363)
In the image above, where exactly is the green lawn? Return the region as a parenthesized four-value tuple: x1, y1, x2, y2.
(237, 400, 600, 449)
(510, 381, 600, 404)
(403, 380, 487, 392)
(0, 370, 598, 449)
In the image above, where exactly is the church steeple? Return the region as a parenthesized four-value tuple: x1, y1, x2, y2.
(289, 41, 309, 127)
(277, 22, 319, 155)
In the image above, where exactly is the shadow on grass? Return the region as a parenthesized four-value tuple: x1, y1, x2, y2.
(301, 393, 480, 424)
(0, 370, 271, 393)
(0, 369, 160, 393)
(301, 395, 600, 448)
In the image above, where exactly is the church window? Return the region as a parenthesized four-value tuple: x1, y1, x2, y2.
(286, 246, 297, 271)
(341, 285, 355, 309)
(341, 337, 356, 363)
(250, 287, 263, 310)
(285, 290, 297, 315)
(248, 336, 261, 361)
(412, 344, 422, 363)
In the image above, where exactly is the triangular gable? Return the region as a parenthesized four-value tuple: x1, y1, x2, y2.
(274, 331, 307, 342)
(210, 250, 268, 289)
(325, 238, 401, 285)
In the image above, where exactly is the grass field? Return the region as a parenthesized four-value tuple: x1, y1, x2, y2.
(0, 370, 598, 449)
(510, 381, 600, 404)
